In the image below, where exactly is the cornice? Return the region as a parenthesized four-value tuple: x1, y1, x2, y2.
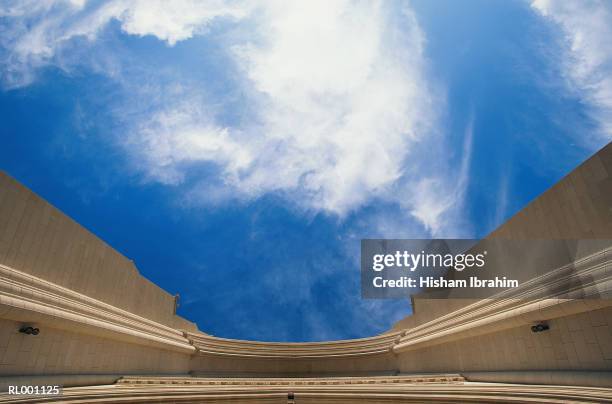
(393, 246, 612, 353)
(2, 377, 611, 403)
(117, 374, 465, 386)
(0, 264, 195, 354)
(1, 246, 609, 361)
(186, 331, 400, 359)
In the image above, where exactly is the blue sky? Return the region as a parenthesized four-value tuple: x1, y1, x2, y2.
(1, 0, 611, 342)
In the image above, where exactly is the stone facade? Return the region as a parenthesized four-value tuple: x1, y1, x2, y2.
(0, 142, 611, 402)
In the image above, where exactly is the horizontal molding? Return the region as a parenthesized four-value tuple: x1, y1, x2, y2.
(393, 246, 612, 353)
(0, 264, 195, 354)
(4, 378, 611, 403)
(1, 246, 610, 363)
(186, 331, 400, 359)
(190, 370, 399, 378)
(118, 374, 465, 386)
(463, 370, 612, 388)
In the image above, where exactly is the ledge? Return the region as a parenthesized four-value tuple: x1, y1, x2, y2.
(393, 246, 612, 353)
(186, 331, 400, 359)
(0, 264, 195, 355)
(2, 378, 612, 403)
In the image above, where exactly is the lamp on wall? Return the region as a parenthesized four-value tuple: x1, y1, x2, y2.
(19, 326, 39, 335)
(531, 322, 549, 333)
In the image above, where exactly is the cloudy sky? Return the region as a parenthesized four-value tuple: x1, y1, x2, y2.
(1, 0, 611, 341)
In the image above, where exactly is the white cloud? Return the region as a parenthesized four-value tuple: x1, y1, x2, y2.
(0, 0, 468, 235)
(531, 0, 612, 140)
(126, 2, 449, 223)
(126, 98, 252, 186)
(402, 116, 474, 236)
(116, 0, 251, 45)
(0, 0, 250, 86)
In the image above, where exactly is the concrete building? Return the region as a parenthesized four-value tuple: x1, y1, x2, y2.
(0, 142, 611, 402)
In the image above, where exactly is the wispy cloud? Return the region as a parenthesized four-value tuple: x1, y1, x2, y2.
(0, 0, 250, 87)
(404, 116, 474, 236)
(531, 0, 612, 141)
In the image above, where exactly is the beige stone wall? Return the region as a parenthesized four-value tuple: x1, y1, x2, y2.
(0, 171, 195, 330)
(393, 143, 612, 332)
(0, 142, 610, 385)
(190, 353, 398, 377)
(0, 318, 190, 376)
(393, 143, 612, 377)
(488, 142, 612, 240)
(397, 305, 612, 373)
(11, 375, 612, 403)
(0, 172, 195, 377)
